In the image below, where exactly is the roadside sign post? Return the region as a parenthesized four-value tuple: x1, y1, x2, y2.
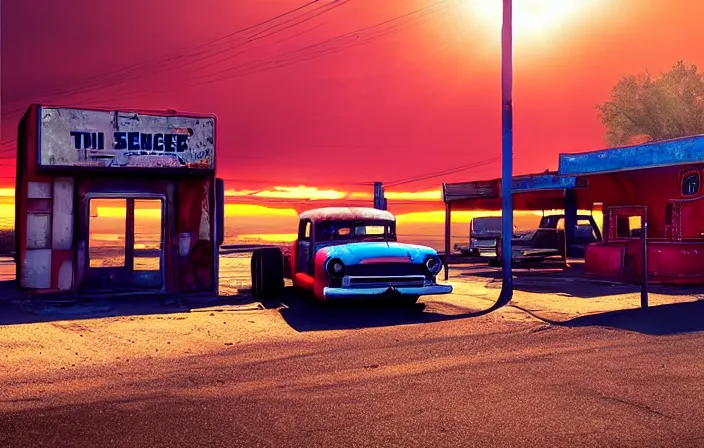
(641, 218, 649, 308)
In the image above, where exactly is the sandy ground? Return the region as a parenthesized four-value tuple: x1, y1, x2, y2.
(0, 254, 701, 383)
(2, 255, 704, 446)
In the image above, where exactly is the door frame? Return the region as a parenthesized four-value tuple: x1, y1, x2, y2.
(83, 192, 167, 294)
(296, 218, 313, 275)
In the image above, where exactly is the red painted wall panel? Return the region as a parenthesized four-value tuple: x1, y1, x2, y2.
(648, 241, 704, 282)
(585, 243, 626, 277)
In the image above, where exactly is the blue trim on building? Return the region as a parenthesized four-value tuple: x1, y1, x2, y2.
(558, 135, 704, 176)
(511, 174, 582, 193)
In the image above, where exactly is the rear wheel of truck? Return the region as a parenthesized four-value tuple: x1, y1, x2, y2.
(251, 248, 285, 299)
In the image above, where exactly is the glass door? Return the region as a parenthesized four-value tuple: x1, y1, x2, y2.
(85, 196, 165, 292)
(131, 199, 164, 288)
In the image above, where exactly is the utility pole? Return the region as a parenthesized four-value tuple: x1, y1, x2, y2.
(373, 182, 387, 210)
(497, 0, 514, 307)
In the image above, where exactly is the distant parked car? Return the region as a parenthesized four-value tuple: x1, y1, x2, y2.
(497, 214, 602, 264)
(250, 207, 452, 305)
(459, 216, 522, 257)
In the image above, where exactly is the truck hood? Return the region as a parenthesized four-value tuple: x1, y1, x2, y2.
(320, 241, 437, 265)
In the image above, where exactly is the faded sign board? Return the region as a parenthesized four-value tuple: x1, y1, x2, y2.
(38, 106, 215, 170)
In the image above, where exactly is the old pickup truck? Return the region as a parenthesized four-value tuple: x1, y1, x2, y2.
(250, 207, 452, 304)
(497, 214, 602, 264)
(458, 216, 518, 257)
(457, 214, 601, 264)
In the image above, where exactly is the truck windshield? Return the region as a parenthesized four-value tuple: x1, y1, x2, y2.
(471, 217, 503, 235)
(315, 220, 396, 242)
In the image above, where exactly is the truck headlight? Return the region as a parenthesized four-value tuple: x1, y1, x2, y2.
(325, 258, 345, 277)
(425, 256, 442, 275)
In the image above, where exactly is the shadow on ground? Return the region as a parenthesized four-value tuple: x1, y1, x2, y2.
(3, 276, 704, 336)
(561, 299, 704, 335)
(0, 279, 279, 326)
(453, 260, 704, 299)
(0, 279, 496, 330)
(275, 290, 497, 332)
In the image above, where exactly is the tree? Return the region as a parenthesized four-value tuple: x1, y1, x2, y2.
(595, 61, 704, 146)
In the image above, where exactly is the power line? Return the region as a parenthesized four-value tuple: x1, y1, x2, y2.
(240, 0, 348, 42)
(1, 1, 346, 118)
(81, 1, 450, 107)
(223, 196, 435, 206)
(385, 157, 499, 188)
(2, 0, 327, 105)
(219, 155, 499, 191)
(191, 0, 326, 49)
(178, 0, 451, 83)
(219, 177, 374, 187)
(111, 0, 351, 88)
(3, 0, 456, 116)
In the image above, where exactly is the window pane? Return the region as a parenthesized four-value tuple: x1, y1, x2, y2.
(133, 199, 162, 271)
(89, 198, 126, 268)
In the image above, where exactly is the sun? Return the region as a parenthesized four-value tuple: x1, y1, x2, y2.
(462, 0, 598, 42)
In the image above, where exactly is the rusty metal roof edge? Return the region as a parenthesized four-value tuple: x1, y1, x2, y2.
(442, 173, 584, 203)
(558, 135, 704, 176)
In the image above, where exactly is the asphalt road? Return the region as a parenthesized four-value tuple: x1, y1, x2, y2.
(2, 300, 704, 448)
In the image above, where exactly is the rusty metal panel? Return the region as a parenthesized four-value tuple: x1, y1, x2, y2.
(26, 213, 51, 249)
(57, 259, 73, 291)
(39, 107, 215, 169)
(558, 135, 704, 176)
(26, 199, 52, 213)
(199, 187, 211, 241)
(27, 181, 52, 198)
(443, 180, 499, 204)
(52, 177, 74, 250)
(22, 249, 52, 289)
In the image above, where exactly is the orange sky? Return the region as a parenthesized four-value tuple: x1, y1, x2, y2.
(2, 0, 704, 196)
(0, 187, 555, 240)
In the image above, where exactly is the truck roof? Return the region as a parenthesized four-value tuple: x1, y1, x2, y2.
(299, 207, 395, 223)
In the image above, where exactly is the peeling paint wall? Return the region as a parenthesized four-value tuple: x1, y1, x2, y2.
(52, 178, 74, 251)
(16, 105, 217, 296)
(177, 177, 214, 293)
(19, 178, 77, 290)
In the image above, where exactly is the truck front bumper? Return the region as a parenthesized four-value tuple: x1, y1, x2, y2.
(323, 283, 453, 301)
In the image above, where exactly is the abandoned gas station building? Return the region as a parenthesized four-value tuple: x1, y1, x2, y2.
(560, 135, 704, 284)
(14, 105, 224, 297)
(442, 134, 704, 285)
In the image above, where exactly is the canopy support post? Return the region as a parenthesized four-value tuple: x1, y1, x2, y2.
(444, 203, 452, 281)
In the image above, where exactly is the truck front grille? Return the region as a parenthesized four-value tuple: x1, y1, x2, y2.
(343, 263, 429, 277)
(342, 275, 426, 288)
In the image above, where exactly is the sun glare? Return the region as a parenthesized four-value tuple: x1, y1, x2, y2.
(462, 0, 598, 42)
